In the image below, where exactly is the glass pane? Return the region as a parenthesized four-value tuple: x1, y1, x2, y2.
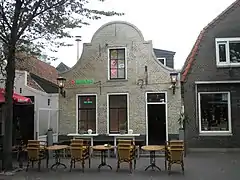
(147, 93, 166, 103)
(159, 58, 165, 65)
(200, 93, 229, 131)
(79, 110, 87, 121)
(79, 95, 96, 108)
(229, 41, 240, 63)
(38, 110, 49, 136)
(87, 109, 96, 132)
(109, 95, 127, 108)
(218, 44, 227, 62)
(109, 109, 119, 133)
(119, 109, 127, 129)
(117, 68, 125, 79)
(110, 68, 117, 79)
(118, 60, 125, 68)
(111, 60, 117, 68)
(49, 110, 58, 133)
(110, 50, 117, 59)
(117, 49, 125, 59)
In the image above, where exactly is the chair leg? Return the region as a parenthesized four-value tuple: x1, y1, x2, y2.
(134, 158, 136, 169)
(74, 160, 76, 168)
(88, 157, 91, 168)
(165, 158, 167, 170)
(38, 160, 41, 172)
(70, 159, 73, 172)
(82, 161, 85, 173)
(168, 162, 172, 175)
(31, 161, 34, 168)
(116, 161, 120, 172)
(129, 162, 132, 173)
(181, 161, 184, 174)
(26, 160, 30, 172)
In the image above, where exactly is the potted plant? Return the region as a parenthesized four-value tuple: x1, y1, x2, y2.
(177, 111, 189, 140)
(119, 122, 127, 134)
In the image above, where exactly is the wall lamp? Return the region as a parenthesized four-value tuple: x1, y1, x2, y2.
(170, 72, 178, 95)
(57, 76, 66, 98)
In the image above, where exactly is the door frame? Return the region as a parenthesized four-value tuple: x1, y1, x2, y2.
(145, 92, 168, 145)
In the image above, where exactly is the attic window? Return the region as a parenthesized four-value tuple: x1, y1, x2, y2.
(216, 38, 240, 67)
(157, 58, 166, 66)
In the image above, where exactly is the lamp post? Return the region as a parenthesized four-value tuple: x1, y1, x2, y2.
(170, 72, 178, 94)
(57, 76, 66, 97)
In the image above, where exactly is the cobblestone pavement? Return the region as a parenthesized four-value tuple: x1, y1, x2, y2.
(1, 152, 240, 180)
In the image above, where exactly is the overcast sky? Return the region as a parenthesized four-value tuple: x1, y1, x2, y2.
(50, 0, 235, 70)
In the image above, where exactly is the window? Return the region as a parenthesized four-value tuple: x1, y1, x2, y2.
(216, 38, 240, 66)
(108, 94, 128, 134)
(157, 58, 166, 66)
(109, 48, 126, 79)
(77, 95, 97, 134)
(198, 92, 231, 135)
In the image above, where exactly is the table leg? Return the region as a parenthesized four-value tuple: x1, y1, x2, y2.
(114, 137, 117, 155)
(50, 150, 67, 170)
(144, 151, 161, 171)
(97, 150, 112, 171)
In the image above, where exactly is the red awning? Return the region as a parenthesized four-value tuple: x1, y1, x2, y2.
(0, 88, 32, 104)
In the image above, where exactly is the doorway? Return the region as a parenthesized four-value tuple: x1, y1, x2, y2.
(13, 103, 34, 145)
(146, 92, 167, 145)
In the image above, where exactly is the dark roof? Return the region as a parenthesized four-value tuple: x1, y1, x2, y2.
(16, 53, 58, 84)
(153, 48, 176, 55)
(181, 0, 240, 82)
(30, 73, 58, 93)
(56, 62, 70, 73)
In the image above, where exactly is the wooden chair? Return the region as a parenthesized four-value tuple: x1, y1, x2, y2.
(116, 141, 135, 173)
(165, 140, 184, 174)
(26, 140, 46, 171)
(118, 139, 137, 167)
(69, 139, 91, 172)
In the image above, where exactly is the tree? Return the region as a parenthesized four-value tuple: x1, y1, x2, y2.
(0, 0, 123, 171)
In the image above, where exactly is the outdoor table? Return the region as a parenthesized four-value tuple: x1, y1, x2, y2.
(141, 145, 165, 171)
(92, 145, 114, 171)
(46, 145, 69, 170)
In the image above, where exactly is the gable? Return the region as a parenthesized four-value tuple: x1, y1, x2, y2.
(181, 0, 240, 82)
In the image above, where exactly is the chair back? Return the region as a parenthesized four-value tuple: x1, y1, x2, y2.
(117, 143, 132, 161)
(70, 139, 85, 160)
(168, 140, 184, 161)
(27, 140, 41, 160)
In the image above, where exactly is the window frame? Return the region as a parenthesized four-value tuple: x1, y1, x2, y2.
(198, 91, 232, 136)
(76, 94, 98, 134)
(216, 37, 240, 67)
(107, 93, 129, 134)
(107, 47, 127, 80)
(157, 57, 166, 66)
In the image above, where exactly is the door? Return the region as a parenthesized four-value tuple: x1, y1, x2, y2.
(146, 92, 167, 145)
(147, 104, 166, 145)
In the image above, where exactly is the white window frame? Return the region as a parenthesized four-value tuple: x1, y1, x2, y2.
(75, 94, 98, 134)
(157, 57, 166, 66)
(107, 47, 127, 80)
(107, 93, 129, 134)
(216, 37, 240, 67)
(198, 91, 232, 136)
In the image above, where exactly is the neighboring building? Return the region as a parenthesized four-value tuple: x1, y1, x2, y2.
(181, 0, 240, 149)
(56, 62, 70, 73)
(153, 48, 176, 68)
(0, 55, 60, 143)
(59, 21, 181, 145)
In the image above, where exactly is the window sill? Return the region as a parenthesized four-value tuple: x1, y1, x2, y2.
(217, 63, 240, 68)
(67, 133, 99, 137)
(108, 134, 141, 136)
(107, 79, 128, 82)
(199, 132, 232, 136)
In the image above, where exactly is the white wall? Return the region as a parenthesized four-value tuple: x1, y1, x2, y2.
(11, 70, 59, 142)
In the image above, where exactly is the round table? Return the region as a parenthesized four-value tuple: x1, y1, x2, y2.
(92, 145, 114, 171)
(141, 145, 165, 171)
(46, 145, 69, 170)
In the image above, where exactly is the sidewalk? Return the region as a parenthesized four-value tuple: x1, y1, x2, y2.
(1, 152, 240, 180)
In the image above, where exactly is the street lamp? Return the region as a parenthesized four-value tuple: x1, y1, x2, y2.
(170, 72, 178, 94)
(57, 76, 66, 97)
